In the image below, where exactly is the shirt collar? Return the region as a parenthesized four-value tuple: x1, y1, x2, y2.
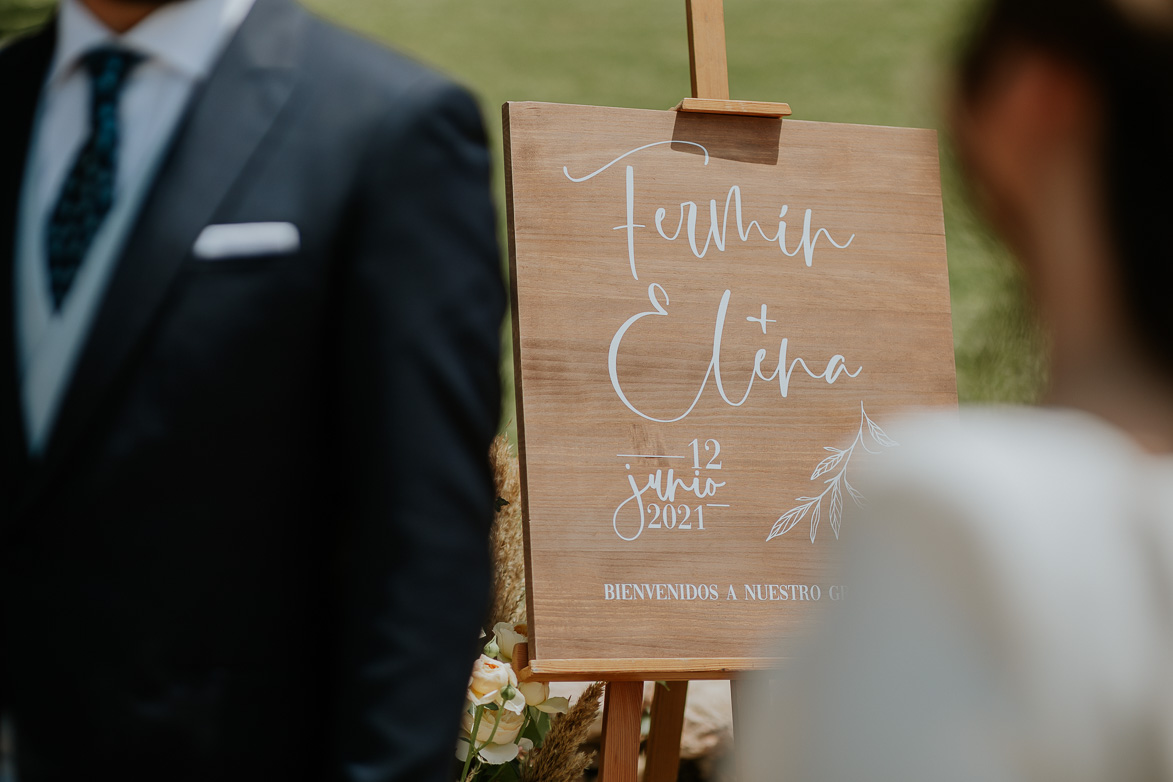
(48, 0, 256, 86)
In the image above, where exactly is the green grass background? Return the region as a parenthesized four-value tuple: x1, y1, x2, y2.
(2, 0, 1047, 430)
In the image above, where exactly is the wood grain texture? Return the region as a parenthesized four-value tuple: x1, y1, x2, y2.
(643, 681, 689, 782)
(677, 98, 792, 117)
(511, 642, 530, 672)
(686, 0, 729, 100)
(600, 681, 644, 782)
(504, 101, 955, 678)
(524, 657, 781, 682)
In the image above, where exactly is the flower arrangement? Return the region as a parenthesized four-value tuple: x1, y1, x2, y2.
(456, 622, 570, 781)
(454, 435, 605, 782)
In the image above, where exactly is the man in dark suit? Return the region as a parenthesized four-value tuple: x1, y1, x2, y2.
(0, 0, 505, 779)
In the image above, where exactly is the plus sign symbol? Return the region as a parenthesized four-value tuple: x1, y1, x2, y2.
(746, 304, 777, 334)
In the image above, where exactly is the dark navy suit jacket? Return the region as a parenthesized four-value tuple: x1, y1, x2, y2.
(0, 1, 504, 779)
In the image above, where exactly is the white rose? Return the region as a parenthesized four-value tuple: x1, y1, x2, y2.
(493, 622, 528, 663)
(517, 680, 549, 707)
(467, 655, 517, 704)
(461, 704, 525, 745)
(456, 736, 533, 766)
(533, 695, 570, 714)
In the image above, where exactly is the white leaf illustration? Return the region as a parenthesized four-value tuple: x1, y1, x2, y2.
(866, 416, 899, 448)
(768, 501, 811, 541)
(770, 402, 896, 543)
(810, 450, 844, 480)
(844, 478, 866, 508)
(829, 481, 843, 539)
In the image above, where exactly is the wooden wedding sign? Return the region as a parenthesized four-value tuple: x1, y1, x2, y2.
(504, 1, 955, 778)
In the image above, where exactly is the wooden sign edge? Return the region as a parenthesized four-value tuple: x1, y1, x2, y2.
(502, 99, 941, 136)
(501, 99, 957, 673)
(501, 102, 542, 653)
(519, 657, 785, 683)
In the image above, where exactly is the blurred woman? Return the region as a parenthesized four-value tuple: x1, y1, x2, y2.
(749, 1, 1173, 780)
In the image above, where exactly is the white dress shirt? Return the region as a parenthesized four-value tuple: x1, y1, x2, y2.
(15, 0, 255, 455)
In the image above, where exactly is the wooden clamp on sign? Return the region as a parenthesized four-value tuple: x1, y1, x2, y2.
(677, 0, 792, 118)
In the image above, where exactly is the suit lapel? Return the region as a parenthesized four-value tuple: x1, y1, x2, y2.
(1, 26, 56, 515)
(18, 0, 306, 515)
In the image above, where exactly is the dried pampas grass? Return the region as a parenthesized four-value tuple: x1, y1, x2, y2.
(489, 433, 527, 627)
(523, 682, 605, 782)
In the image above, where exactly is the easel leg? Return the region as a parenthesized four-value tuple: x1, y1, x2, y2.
(642, 681, 689, 782)
(599, 681, 644, 782)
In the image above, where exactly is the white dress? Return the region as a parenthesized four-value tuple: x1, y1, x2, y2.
(747, 407, 1173, 782)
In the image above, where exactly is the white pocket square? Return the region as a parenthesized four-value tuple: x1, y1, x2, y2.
(192, 222, 300, 260)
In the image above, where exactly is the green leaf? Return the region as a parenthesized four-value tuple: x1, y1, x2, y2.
(536, 710, 552, 741)
(521, 713, 543, 745)
(493, 762, 522, 782)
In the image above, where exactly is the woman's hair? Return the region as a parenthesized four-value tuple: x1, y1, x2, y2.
(959, 0, 1173, 372)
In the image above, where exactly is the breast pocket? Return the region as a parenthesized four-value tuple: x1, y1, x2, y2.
(191, 222, 301, 262)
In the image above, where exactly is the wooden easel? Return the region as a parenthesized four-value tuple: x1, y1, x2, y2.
(601, 3, 787, 780)
(677, 0, 791, 119)
(514, 4, 788, 780)
(506, 0, 955, 775)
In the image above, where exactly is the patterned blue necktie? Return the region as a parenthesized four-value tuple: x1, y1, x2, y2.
(45, 46, 145, 311)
